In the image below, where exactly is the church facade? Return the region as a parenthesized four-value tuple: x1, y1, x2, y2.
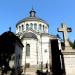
(16, 8, 61, 75)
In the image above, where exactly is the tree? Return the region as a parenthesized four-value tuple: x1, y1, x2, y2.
(68, 39, 75, 49)
(68, 39, 73, 48)
(73, 40, 75, 49)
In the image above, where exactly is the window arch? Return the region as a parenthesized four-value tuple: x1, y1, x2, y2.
(39, 24, 42, 30)
(44, 26, 48, 33)
(30, 23, 33, 29)
(26, 44, 30, 56)
(19, 26, 21, 32)
(43, 25, 44, 31)
(34, 23, 37, 30)
(22, 25, 24, 31)
(26, 24, 29, 30)
(16, 26, 18, 30)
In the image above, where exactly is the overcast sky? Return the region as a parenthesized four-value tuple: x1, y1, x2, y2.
(0, 0, 75, 41)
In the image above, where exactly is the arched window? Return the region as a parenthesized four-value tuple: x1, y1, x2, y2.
(30, 23, 33, 29)
(26, 44, 30, 56)
(26, 24, 29, 30)
(39, 24, 42, 30)
(16, 26, 18, 30)
(16, 26, 18, 32)
(19, 26, 21, 32)
(44, 26, 48, 33)
(43, 25, 44, 31)
(34, 23, 37, 30)
(22, 25, 24, 31)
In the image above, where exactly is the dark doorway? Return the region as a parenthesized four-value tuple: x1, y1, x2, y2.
(51, 39, 62, 75)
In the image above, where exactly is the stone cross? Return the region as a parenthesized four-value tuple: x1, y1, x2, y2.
(9, 27, 11, 31)
(58, 23, 72, 50)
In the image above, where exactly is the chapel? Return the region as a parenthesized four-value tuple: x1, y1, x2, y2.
(16, 8, 62, 75)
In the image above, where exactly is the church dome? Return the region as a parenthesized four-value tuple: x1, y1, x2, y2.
(21, 32, 37, 39)
(16, 8, 48, 26)
(16, 8, 49, 34)
(16, 17, 48, 26)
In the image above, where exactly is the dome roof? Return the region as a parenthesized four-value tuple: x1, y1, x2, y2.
(16, 8, 49, 27)
(21, 32, 37, 39)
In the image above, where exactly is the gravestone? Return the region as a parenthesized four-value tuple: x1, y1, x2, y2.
(58, 23, 75, 75)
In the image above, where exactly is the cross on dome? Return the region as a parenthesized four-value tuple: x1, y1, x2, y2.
(29, 7, 36, 17)
(9, 27, 11, 32)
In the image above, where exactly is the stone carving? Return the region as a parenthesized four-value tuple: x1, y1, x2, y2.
(58, 23, 72, 50)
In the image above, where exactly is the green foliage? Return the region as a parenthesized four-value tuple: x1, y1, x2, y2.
(69, 40, 73, 47)
(73, 40, 75, 49)
(68, 39, 75, 49)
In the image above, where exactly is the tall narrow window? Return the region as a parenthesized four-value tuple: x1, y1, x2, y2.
(26, 44, 30, 56)
(30, 23, 33, 29)
(16, 27, 18, 30)
(44, 26, 47, 33)
(22, 25, 24, 31)
(34, 23, 37, 30)
(39, 24, 42, 30)
(26, 24, 29, 30)
(19, 26, 21, 32)
(16, 27, 18, 32)
(43, 25, 44, 31)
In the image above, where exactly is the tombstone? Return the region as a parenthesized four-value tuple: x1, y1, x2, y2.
(58, 23, 75, 75)
(58, 23, 72, 50)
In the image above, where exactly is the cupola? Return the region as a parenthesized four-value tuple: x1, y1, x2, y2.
(29, 8, 36, 17)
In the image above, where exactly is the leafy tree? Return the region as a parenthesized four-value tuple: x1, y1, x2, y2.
(73, 40, 75, 49)
(68, 39, 73, 48)
(68, 39, 75, 49)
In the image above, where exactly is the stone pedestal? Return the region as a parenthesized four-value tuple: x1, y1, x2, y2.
(62, 49, 75, 75)
(65, 46, 72, 51)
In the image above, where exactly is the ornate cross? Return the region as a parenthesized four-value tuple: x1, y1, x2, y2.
(58, 23, 72, 50)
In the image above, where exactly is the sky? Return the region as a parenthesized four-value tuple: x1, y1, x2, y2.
(0, 0, 75, 41)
